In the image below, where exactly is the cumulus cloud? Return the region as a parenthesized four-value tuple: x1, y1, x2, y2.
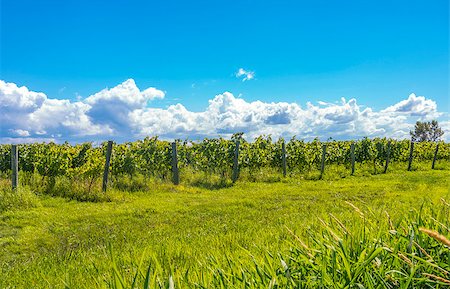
(382, 93, 440, 118)
(236, 68, 255, 81)
(0, 79, 449, 143)
(85, 79, 164, 108)
(127, 91, 448, 141)
(0, 80, 46, 113)
(84, 79, 165, 134)
(0, 80, 112, 142)
(9, 129, 30, 137)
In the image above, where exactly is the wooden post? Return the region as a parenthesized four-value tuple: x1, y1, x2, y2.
(232, 141, 240, 183)
(384, 141, 391, 174)
(431, 143, 439, 170)
(407, 141, 414, 171)
(350, 143, 355, 175)
(11, 145, 18, 190)
(320, 144, 326, 179)
(281, 141, 287, 177)
(102, 141, 113, 192)
(171, 142, 179, 185)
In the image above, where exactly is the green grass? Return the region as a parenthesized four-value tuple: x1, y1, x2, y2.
(0, 166, 449, 288)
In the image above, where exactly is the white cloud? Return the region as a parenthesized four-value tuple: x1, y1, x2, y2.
(236, 68, 255, 81)
(84, 79, 165, 135)
(1, 79, 448, 143)
(128, 92, 448, 141)
(0, 80, 46, 112)
(382, 93, 439, 118)
(85, 79, 164, 108)
(0, 80, 111, 142)
(9, 129, 30, 137)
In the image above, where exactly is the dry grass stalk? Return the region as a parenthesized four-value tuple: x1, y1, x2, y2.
(398, 253, 413, 266)
(344, 201, 364, 218)
(385, 211, 394, 230)
(284, 226, 315, 259)
(423, 273, 450, 285)
(419, 228, 450, 247)
(430, 217, 450, 233)
(386, 274, 398, 286)
(399, 243, 449, 276)
(435, 265, 450, 276)
(318, 218, 341, 241)
(426, 263, 450, 276)
(400, 225, 408, 235)
(413, 241, 432, 260)
(382, 243, 394, 253)
(329, 213, 351, 236)
(440, 198, 450, 207)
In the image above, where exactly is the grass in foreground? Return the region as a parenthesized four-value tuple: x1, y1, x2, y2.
(0, 169, 449, 288)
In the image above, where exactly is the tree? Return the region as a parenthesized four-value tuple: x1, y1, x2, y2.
(410, 120, 444, 142)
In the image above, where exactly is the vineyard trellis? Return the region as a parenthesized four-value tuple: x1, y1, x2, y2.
(1, 136, 449, 191)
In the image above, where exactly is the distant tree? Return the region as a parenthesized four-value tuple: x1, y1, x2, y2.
(410, 120, 444, 142)
(231, 132, 245, 142)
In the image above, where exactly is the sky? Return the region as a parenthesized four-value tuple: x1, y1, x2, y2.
(0, 0, 449, 143)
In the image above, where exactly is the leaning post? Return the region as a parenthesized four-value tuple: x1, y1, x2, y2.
(282, 141, 287, 177)
(350, 143, 355, 175)
(232, 140, 240, 183)
(407, 141, 414, 171)
(320, 144, 326, 179)
(102, 141, 113, 192)
(384, 141, 391, 174)
(11, 144, 18, 190)
(171, 142, 180, 185)
(431, 143, 439, 170)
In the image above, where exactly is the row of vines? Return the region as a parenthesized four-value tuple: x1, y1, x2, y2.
(1, 136, 449, 183)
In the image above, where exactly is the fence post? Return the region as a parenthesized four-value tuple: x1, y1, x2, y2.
(102, 141, 113, 192)
(11, 145, 18, 190)
(282, 141, 287, 177)
(171, 142, 179, 185)
(232, 141, 240, 183)
(384, 141, 391, 174)
(320, 144, 326, 179)
(431, 143, 439, 170)
(407, 141, 414, 171)
(350, 143, 355, 175)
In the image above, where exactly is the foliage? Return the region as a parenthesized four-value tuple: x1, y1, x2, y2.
(410, 120, 444, 142)
(0, 137, 448, 195)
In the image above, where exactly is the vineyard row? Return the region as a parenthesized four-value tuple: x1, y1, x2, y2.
(1, 136, 449, 190)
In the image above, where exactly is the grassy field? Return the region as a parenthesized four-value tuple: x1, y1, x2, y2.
(0, 167, 449, 288)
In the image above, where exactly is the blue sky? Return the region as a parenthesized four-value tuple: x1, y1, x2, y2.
(1, 0, 449, 142)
